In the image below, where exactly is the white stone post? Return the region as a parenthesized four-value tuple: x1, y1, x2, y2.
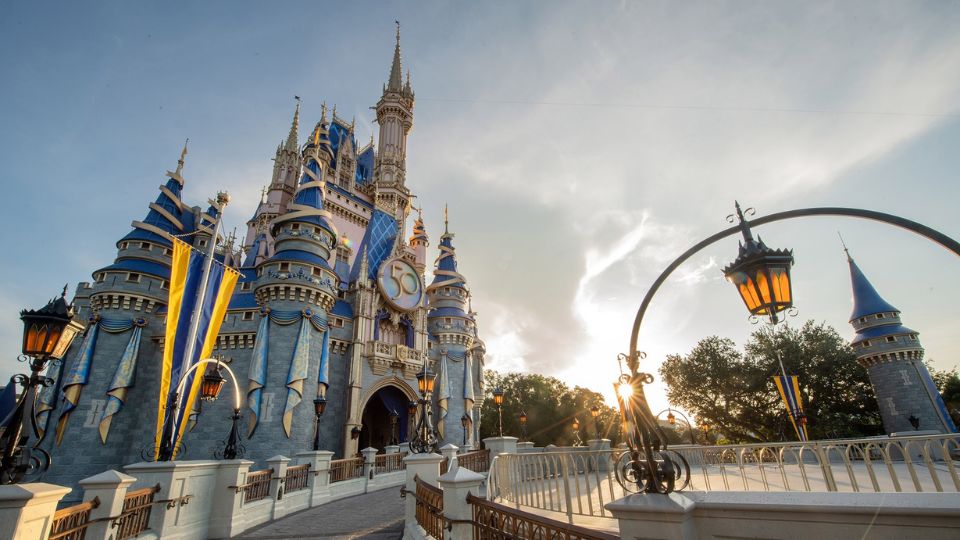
(516, 441, 535, 452)
(459, 442, 474, 453)
(294, 450, 334, 507)
(385, 444, 400, 455)
(207, 459, 253, 539)
(439, 467, 484, 540)
(402, 453, 443, 538)
(440, 443, 459, 471)
(361, 447, 379, 484)
(483, 436, 518, 456)
(124, 459, 221, 539)
(398, 442, 410, 454)
(265, 455, 290, 520)
(606, 493, 697, 540)
(0, 483, 71, 540)
(587, 438, 611, 451)
(78, 470, 135, 540)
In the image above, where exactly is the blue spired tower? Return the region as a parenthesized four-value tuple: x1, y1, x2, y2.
(426, 211, 485, 447)
(846, 251, 957, 434)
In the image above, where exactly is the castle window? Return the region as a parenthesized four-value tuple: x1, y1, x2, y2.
(96, 273, 105, 283)
(198, 239, 207, 248)
(292, 223, 300, 231)
(119, 242, 127, 249)
(126, 273, 141, 283)
(886, 336, 896, 343)
(859, 317, 867, 323)
(140, 242, 150, 250)
(876, 313, 885, 319)
(279, 262, 290, 272)
(240, 282, 252, 291)
(445, 318, 452, 324)
(164, 248, 173, 256)
(862, 340, 871, 347)
(161, 280, 169, 290)
(242, 311, 254, 321)
(312, 267, 321, 277)
(910, 334, 918, 340)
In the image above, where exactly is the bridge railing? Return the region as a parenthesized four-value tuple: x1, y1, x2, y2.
(488, 433, 960, 518)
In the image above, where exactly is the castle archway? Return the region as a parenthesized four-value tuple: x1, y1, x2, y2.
(359, 384, 414, 451)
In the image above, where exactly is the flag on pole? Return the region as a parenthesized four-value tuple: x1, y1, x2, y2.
(155, 237, 239, 459)
(773, 374, 808, 441)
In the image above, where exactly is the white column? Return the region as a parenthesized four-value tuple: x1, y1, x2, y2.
(265, 455, 290, 519)
(516, 441, 535, 452)
(440, 443, 459, 470)
(294, 450, 334, 507)
(385, 444, 401, 455)
(606, 493, 697, 540)
(361, 447, 379, 484)
(588, 439, 611, 451)
(0, 483, 71, 540)
(483, 436, 518, 456)
(439, 467, 485, 540)
(207, 459, 253, 539)
(402, 453, 443, 538)
(78, 470, 135, 540)
(124, 459, 221, 539)
(398, 442, 410, 454)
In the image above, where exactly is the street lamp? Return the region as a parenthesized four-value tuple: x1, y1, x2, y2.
(185, 358, 245, 461)
(390, 410, 399, 446)
(722, 202, 794, 325)
(571, 417, 583, 447)
(1, 288, 84, 484)
(518, 410, 528, 442)
(655, 408, 697, 445)
(407, 401, 418, 442)
(312, 396, 327, 451)
(590, 405, 601, 440)
(410, 366, 439, 454)
(460, 413, 470, 446)
(492, 387, 504, 437)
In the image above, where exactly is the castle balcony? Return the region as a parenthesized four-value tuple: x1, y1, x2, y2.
(365, 340, 426, 377)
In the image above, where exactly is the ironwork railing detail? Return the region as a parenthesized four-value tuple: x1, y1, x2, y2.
(414, 475, 444, 539)
(284, 464, 310, 493)
(114, 484, 160, 540)
(330, 457, 363, 483)
(374, 452, 404, 474)
(238, 469, 273, 504)
(458, 449, 490, 473)
(50, 497, 100, 540)
(468, 493, 619, 540)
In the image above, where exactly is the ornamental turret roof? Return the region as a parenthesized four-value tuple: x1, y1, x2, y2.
(120, 143, 192, 246)
(847, 255, 899, 321)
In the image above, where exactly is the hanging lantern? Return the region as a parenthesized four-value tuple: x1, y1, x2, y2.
(351, 426, 362, 439)
(590, 405, 600, 418)
(519, 411, 527, 425)
(492, 388, 504, 406)
(200, 365, 226, 401)
(407, 401, 418, 417)
(313, 396, 327, 417)
(416, 366, 436, 395)
(667, 411, 677, 425)
(572, 417, 581, 431)
(20, 287, 83, 360)
(460, 414, 470, 428)
(722, 202, 794, 324)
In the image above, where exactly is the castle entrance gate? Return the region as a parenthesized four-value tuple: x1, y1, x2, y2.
(360, 385, 411, 451)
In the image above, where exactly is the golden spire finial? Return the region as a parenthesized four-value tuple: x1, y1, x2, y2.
(175, 138, 189, 175)
(444, 203, 449, 234)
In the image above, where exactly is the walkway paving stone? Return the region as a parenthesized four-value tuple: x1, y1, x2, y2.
(236, 487, 404, 539)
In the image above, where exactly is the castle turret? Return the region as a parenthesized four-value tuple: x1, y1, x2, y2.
(409, 208, 429, 275)
(374, 23, 414, 223)
(244, 100, 303, 250)
(846, 251, 956, 434)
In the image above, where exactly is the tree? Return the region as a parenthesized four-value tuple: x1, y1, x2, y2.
(659, 321, 883, 443)
(930, 366, 960, 426)
(478, 371, 620, 446)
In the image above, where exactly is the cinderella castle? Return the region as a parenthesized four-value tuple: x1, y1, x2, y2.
(39, 28, 485, 491)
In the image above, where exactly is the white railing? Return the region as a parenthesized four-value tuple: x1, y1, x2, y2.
(487, 433, 960, 519)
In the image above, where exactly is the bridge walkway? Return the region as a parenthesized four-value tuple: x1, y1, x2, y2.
(235, 487, 404, 539)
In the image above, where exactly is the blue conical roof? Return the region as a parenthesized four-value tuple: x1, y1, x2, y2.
(430, 234, 465, 288)
(848, 257, 899, 321)
(121, 177, 187, 246)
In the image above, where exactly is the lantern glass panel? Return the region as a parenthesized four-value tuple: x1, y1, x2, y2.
(407, 402, 418, 416)
(667, 412, 676, 425)
(519, 412, 527, 425)
(755, 271, 772, 305)
(771, 267, 791, 303)
(51, 320, 83, 360)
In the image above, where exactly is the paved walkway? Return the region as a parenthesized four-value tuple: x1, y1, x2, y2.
(236, 488, 404, 539)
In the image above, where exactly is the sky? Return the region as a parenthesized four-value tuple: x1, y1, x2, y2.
(1, 1, 959, 416)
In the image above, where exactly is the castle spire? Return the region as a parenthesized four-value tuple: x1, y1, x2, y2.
(284, 98, 300, 152)
(175, 139, 189, 176)
(846, 251, 899, 321)
(387, 21, 403, 91)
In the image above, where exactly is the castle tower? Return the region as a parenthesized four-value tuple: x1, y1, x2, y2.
(426, 209, 481, 444)
(409, 208, 429, 275)
(243, 100, 303, 250)
(846, 252, 957, 434)
(374, 23, 415, 224)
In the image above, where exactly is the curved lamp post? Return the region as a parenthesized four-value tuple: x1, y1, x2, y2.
(590, 405, 601, 440)
(410, 366, 439, 454)
(1, 288, 84, 484)
(655, 408, 697, 445)
(571, 418, 583, 447)
(159, 357, 244, 461)
(615, 204, 960, 495)
(313, 396, 327, 451)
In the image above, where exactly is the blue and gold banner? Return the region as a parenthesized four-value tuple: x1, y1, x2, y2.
(155, 237, 239, 459)
(773, 375, 808, 441)
(98, 318, 147, 443)
(55, 319, 100, 445)
(246, 312, 270, 437)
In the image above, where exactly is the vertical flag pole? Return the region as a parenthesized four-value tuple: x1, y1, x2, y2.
(159, 192, 230, 460)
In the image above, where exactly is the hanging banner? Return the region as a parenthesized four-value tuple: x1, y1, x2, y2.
(155, 237, 239, 459)
(773, 374, 808, 441)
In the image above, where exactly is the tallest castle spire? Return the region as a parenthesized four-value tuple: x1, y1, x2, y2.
(387, 21, 403, 92)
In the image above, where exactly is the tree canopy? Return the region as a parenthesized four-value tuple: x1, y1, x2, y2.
(478, 371, 620, 446)
(659, 320, 884, 443)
